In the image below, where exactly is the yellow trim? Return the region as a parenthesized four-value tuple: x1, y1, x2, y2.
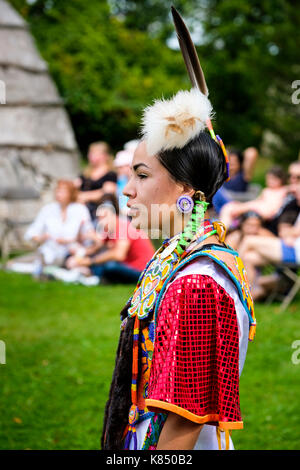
(216, 428, 222, 450)
(225, 430, 230, 450)
(145, 399, 243, 430)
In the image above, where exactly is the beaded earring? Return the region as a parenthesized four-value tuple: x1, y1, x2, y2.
(175, 190, 209, 256)
(176, 195, 194, 214)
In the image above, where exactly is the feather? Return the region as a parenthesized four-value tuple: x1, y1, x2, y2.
(171, 6, 208, 96)
(142, 88, 213, 156)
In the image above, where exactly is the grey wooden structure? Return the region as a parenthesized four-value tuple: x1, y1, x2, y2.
(0, 1, 80, 257)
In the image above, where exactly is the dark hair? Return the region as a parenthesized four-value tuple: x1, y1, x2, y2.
(228, 148, 243, 166)
(267, 166, 287, 185)
(240, 210, 263, 224)
(101, 302, 134, 450)
(157, 132, 227, 203)
(278, 210, 299, 226)
(97, 193, 120, 216)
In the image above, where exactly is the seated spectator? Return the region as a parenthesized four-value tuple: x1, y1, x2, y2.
(238, 185, 300, 300)
(213, 146, 259, 213)
(24, 180, 93, 270)
(114, 148, 135, 216)
(74, 141, 117, 220)
(226, 211, 275, 251)
(220, 166, 288, 229)
(66, 194, 155, 284)
(267, 160, 300, 235)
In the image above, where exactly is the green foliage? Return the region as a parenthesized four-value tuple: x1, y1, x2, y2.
(198, 0, 300, 162)
(9, 0, 188, 154)
(9, 0, 300, 163)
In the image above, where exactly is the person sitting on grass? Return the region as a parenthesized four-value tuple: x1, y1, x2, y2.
(24, 179, 93, 271)
(66, 194, 155, 284)
(225, 210, 275, 251)
(238, 186, 300, 300)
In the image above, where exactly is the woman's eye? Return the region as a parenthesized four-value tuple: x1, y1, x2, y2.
(137, 174, 147, 179)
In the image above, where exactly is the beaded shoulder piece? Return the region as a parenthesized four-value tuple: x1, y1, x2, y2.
(154, 243, 256, 341)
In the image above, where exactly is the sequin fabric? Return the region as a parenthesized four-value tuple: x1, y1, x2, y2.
(146, 274, 242, 428)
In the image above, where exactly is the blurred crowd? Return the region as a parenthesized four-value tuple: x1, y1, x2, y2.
(7, 139, 155, 285)
(6, 140, 300, 299)
(216, 148, 300, 301)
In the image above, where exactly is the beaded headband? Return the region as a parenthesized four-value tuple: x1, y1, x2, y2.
(206, 119, 230, 182)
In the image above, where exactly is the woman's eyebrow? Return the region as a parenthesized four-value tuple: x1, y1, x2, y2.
(132, 163, 151, 171)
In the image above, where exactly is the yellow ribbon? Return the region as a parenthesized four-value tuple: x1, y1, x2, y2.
(216, 428, 231, 450)
(213, 221, 227, 243)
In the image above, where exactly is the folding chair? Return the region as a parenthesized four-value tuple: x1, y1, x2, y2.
(265, 263, 300, 312)
(279, 264, 300, 311)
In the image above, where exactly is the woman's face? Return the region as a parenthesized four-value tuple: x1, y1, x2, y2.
(123, 141, 192, 237)
(241, 216, 261, 236)
(96, 207, 117, 234)
(88, 145, 109, 167)
(229, 153, 241, 177)
(55, 185, 72, 206)
(265, 173, 282, 189)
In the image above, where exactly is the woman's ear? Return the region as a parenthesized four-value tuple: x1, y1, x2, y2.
(181, 184, 195, 198)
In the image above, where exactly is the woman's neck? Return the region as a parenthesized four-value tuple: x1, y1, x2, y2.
(90, 164, 109, 179)
(163, 214, 211, 240)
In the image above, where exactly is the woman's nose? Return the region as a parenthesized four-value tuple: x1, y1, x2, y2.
(123, 175, 135, 198)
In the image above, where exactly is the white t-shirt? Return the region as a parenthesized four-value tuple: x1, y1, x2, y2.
(25, 202, 93, 264)
(129, 257, 250, 451)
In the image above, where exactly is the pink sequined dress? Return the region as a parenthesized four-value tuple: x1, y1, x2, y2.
(129, 256, 249, 450)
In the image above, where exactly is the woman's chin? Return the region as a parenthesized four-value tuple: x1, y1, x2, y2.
(129, 216, 157, 235)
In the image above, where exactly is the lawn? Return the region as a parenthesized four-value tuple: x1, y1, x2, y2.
(0, 270, 299, 450)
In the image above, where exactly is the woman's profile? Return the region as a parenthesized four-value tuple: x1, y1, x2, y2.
(101, 7, 255, 451)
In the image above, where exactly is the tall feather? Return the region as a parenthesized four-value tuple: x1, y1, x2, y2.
(171, 6, 208, 96)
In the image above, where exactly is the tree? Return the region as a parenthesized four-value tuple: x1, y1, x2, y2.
(198, 0, 300, 162)
(9, 0, 188, 155)
(9, 0, 300, 163)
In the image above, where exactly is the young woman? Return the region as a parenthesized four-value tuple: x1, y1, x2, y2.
(226, 210, 275, 251)
(220, 166, 288, 228)
(212, 147, 259, 213)
(101, 7, 255, 451)
(24, 179, 93, 266)
(74, 141, 117, 220)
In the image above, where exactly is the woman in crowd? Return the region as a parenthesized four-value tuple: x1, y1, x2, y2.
(75, 141, 117, 220)
(226, 211, 275, 251)
(114, 148, 135, 216)
(66, 193, 155, 283)
(267, 160, 300, 235)
(220, 166, 288, 228)
(238, 186, 300, 300)
(24, 179, 93, 268)
(212, 147, 259, 213)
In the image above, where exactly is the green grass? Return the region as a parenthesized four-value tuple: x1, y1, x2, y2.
(0, 271, 300, 450)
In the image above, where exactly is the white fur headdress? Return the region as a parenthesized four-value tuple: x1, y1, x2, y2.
(141, 88, 213, 156)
